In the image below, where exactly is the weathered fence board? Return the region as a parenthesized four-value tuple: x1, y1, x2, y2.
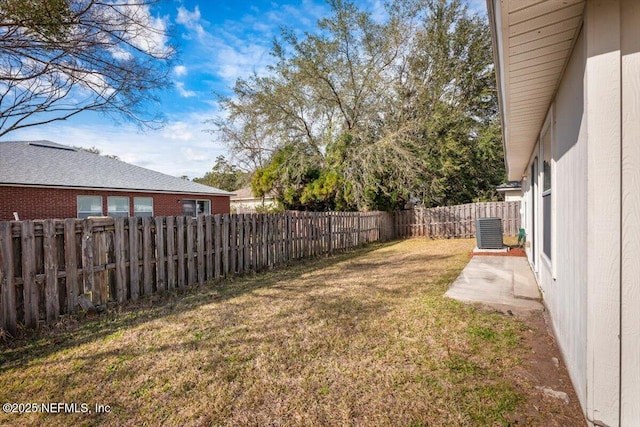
(0, 222, 16, 336)
(156, 217, 166, 292)
(114, 218, 127, 303)
(22, 221, 38, 329)
(43, 220, 59, 323)
(1, 204, 518, 333)
(176, 217, 185, 289)
(166, 216, 176, 290)
(129, 217, 140, 300)
(197, 215, 205, 285)
(214, 215, 221, 281)
(142, 217, 153, 296)
(394, 201, 520, 239)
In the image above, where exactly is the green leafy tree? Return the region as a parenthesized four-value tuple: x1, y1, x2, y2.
(213, 0, 504, 211)
(194, 155, 248, 192)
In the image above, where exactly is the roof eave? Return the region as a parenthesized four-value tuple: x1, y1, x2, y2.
(486, 0, 511, 181)
(0, 182, 232, 197)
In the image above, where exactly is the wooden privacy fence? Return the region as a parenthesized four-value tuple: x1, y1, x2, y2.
(0, 211, 393, 335)
(394, 201, 521, 239)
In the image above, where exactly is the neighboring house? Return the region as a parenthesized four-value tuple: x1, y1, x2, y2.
(230, 186, 277, 213)
(496, 181, 522, 202)
(487, 1, 639, 425)
(0, 140, 232, 220)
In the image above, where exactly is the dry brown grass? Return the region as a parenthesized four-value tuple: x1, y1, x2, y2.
(0, 239, 548, 426)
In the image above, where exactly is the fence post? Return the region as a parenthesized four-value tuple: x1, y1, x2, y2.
(251, 214, 258, 269)
(80, 220, 95, 308)
(21, 221, 40, 328)
(237, 214, 244, 274)
(42, 220, 60, 323)
(222, 215, 230, 277)
(63, 219, 78, 313)
(197, 215, 205, 285)
(129, 217, 140, 299)
(205, 215, 213, 281)
(186, 216, 196, 285)
(155, 216, 166, 292)
(0, 222, 16, 337)
(214, 215, 222, 281)
(166, 216, 176, 290)
(142, 217, 153, 296)
(114, 218, 127, 303)
(328, 214, 333, 255)
(176, 216, 186, 289)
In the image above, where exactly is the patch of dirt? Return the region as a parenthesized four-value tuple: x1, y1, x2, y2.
(470, 247, 527, 257)
(503, 309, 587, 426)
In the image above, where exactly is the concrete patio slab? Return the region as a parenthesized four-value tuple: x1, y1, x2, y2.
(445, 256, 543, 314)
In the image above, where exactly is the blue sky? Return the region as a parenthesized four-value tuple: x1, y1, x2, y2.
(6, 0, 486, 180)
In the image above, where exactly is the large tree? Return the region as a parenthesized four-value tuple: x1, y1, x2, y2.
(0, 0, 175, 136)
(193, 155, 248, 192)
(211, 0, 504, 211)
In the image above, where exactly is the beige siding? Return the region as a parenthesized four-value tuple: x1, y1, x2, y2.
(585, 2, 622, 423)
(621, 0, 640, 423)
(492, 1, 640, 425)
(542, 28, 588, 407)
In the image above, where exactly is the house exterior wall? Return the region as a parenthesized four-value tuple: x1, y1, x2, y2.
(585, 2, 622, 423)
(0, 186, 230, 220)
(230, 197, 278, 213)
(620, 0, 640, 422)
(501, 190, 521, 202)
(517, 2, 640, 425)
(533, 27, 588, 407)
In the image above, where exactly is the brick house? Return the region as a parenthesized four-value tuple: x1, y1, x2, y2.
(0, 140, 231, 220)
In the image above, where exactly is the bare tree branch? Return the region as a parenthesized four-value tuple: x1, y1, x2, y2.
(0, 0, 175, 137)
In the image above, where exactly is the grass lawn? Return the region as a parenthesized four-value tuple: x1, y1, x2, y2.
(0, 239, 581, 426)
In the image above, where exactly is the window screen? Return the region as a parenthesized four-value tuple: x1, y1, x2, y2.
(197, 200, 210, 215)
(134, 197, 153, 217)
(182, 199, 196, 217)
(77, 195, 103, 219)
(108, 196, 130, 218)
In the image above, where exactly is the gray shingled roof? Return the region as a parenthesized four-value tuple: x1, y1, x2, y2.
(0, 140, 231, 196)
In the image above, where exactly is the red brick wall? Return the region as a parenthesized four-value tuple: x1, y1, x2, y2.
(0, 186, 230, 220)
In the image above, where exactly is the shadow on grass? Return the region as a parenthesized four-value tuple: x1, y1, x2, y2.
(0, 240, 410, 372)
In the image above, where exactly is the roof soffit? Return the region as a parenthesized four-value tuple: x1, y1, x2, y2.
(493, 0, 585, 180)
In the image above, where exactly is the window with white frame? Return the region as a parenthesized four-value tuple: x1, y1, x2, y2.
(134, 197, 153, 217)
(107, 196, 130, 218)
(182, 199, 211, 216)
(77, 195, 103, 218)
(542, 127, 552, 259)
(197, 200, 211, 215)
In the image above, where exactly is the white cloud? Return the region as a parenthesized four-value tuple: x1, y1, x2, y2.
(183, 147, 209, 161)
(109, 46, 133, 61)
(161, 121, 195, 141)
(466, 0, 487, 15)
(107, 2, 173, 57)
(366, 0, 388, 23)
(174, 65, 188, 76)
(173, 1, 331, 91)
(214, 43, 270, 82)
(7, 111, 228, 179)
(177, 5, 205, 37)
(175, 81, 196, 98)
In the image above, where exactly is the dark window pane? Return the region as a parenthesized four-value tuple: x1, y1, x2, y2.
(182, 199, 196, 217)
(543, 194, 551, 258)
